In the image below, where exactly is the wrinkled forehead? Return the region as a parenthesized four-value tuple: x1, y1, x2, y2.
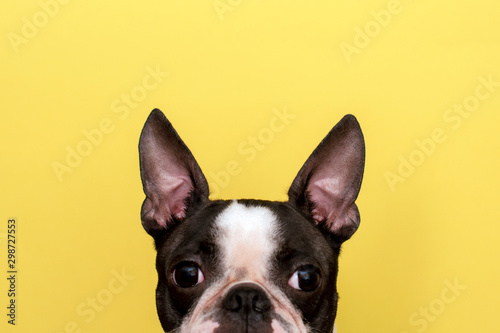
(160, 199, 334, 280)
(213, 200, 281, 281)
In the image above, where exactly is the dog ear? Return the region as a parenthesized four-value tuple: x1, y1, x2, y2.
(288, 115, 365, 244)
(139, 109, 209, 237)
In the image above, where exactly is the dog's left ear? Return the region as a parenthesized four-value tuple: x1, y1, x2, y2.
(288, 115, 365, 244)
(139, 109, 209, 237)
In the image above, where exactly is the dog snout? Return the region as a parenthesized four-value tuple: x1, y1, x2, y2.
(223, 283, 272, 316)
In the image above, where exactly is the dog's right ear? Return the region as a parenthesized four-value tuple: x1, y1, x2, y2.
(139, 109, 209, 237)
(288, 114, 365, 245)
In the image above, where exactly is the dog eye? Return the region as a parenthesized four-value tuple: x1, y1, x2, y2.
(172, 261, 205, 288)
(288, 265, 321, 292)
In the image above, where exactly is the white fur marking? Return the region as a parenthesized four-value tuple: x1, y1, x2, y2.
(271, 319, 288, 332)
(216, 201, 278, 280)
(188, 319, 220, 333)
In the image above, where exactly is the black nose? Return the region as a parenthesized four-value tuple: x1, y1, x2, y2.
(223, 283, 272, 316)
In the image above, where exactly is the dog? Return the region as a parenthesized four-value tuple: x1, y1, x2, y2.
(139, 109, 365, 333)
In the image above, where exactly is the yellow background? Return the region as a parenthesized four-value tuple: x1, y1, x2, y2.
(1, 0, 499, 332)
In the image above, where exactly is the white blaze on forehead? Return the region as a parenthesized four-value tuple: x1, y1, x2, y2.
(215, 201, 279, 279)
(185, 201, 312, 333)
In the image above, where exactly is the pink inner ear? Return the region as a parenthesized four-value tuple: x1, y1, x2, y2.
(308, 177, 345, 227)
(159, 175, 192, 221)
(143, 175, 193, 228)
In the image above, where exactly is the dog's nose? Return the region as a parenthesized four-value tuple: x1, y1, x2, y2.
(223, 283, 272, 316)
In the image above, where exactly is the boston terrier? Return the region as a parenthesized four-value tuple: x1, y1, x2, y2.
(139, 109, 365, 333)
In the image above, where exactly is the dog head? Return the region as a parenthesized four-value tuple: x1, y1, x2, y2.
(139, 109, 365, 333)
